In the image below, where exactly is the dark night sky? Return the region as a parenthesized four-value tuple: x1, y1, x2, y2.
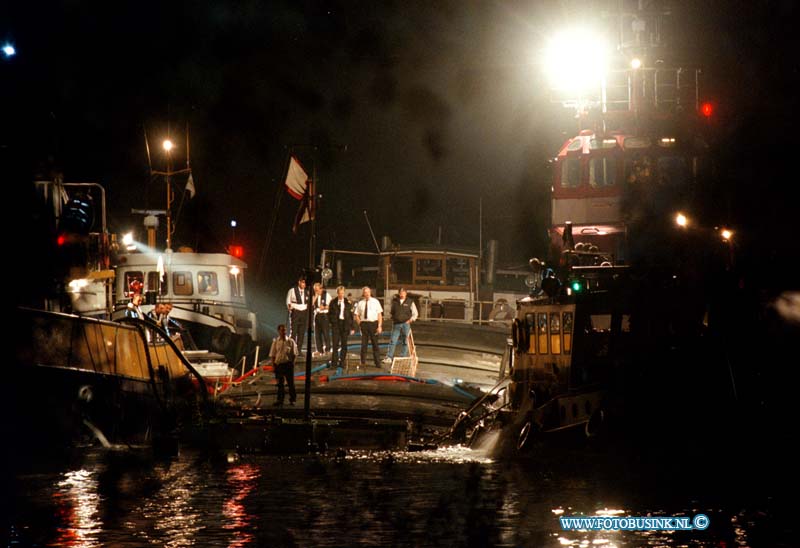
(4, 0, 800, 308)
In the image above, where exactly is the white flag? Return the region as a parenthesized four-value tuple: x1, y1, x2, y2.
(156, 255, 165, 282)
(285, 156, 309, 200)
(185, 173, 196, 199)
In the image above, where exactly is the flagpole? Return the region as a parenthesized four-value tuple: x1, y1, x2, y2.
(303, 152, 317, 422)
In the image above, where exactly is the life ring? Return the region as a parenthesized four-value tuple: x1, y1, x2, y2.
(211, 326, 233, 353)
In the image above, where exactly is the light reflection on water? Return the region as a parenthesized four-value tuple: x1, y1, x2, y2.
(4, 443, 785, 547)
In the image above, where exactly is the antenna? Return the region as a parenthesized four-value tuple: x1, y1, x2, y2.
(363, 210, 381, 253)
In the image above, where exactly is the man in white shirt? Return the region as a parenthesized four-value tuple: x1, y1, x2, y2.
(353, 286, 383, 368)
(268, 324, 298, 406)
(285, 276, 309, 354)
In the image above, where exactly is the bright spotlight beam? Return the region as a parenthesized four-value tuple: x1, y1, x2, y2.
(543, 29, 609, 92)
(2, 44, 15, 57)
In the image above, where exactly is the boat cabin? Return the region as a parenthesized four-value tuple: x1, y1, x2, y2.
(113, 251, 257, 345)
(321, 246, 530, 323)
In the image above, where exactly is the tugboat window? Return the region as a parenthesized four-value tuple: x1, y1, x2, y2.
(173, 271, 194, 296)
(446, 257, 470, 287)
(563, 312, 573, 354)
(624, 154, 653, 185)
(537, 313, 549, 354)
(230, 271, 243, 297)
(561, 158, 581, 188)
(197, 271, 219, 295)
(590, 157, 617, 188)
(525, 313, 536, 354)
(146, 271, 168, 296)
(391, 256, 413, 285)
(416, 257, 443, 281)
(656, 156, 690, 186)
(550, 312, 561, 354)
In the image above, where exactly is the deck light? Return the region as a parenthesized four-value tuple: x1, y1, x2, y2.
(630, 57, 642, 69)
(720, 229, 733, 241)
(2, 44, 15, 57)
(544, 28, 609, 92)
(162, 139, 174, 152)
(122, 232, 134, 246)
(675, 213, 688, 228)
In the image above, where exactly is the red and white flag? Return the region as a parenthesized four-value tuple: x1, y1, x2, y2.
(285, 155, 309, 200)
(292, 180, 315, 234)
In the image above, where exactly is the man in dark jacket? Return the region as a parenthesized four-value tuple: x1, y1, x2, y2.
(328, 285, 354, 368)
(383, 287, 418, 364)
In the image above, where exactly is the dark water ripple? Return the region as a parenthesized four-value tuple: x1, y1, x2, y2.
(2, 442, 793, 547)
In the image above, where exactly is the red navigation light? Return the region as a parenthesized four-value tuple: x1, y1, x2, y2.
(229, 245, 244, 259)
(57, 234, 66, 246)
(700, 101, 714, 118)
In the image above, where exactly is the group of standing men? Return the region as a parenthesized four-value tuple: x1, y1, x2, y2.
(283, 277, 419, 369)
(269, 277, 419, 406)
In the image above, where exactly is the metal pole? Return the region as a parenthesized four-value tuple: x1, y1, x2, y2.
(303, 153, 317, 421)
(166, 152, 172, 251)
(478, 197, 482, 288)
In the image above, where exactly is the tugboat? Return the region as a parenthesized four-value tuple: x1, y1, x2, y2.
(452, 1, 730, 451)
(12, 177, 211, 451)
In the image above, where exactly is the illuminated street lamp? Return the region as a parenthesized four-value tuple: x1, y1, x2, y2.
(675, 213, 688, 228)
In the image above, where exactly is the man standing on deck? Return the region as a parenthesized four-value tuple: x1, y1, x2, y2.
(269, 324, 298, 406)
(383, 287, 418, 364)
(354, 286, 383, 368)
(286, 276, 309, 354)
(329, 285, 354, 368)
(312, 282, 332, 356)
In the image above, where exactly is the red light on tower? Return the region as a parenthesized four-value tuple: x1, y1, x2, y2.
(229, 245, 244, 259)
(57, 234, 66, 246)
(700, 101, 714, 118)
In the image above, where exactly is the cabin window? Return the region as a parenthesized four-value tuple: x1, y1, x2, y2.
(124, 271, 143, 297)
(446, 257, 470, 287)
(656, 156, 690, 187)
(197, 272, 219, 295)
(550, 312, 561, 354)
(415, 257, 443, 281)
(537, 313, 549, 354)
(589, 314, 612, 332)
(624, 155, 653, 184)
(525, 313, 536, 354)
(173, 271, 194, 296)
(561, 158, 581, 188)
(589, 157, 617, 188)
(230, 271, 244, 297)
(563, 312, 573, 354)
(391, 256, 413, 285)
(146, 272, 168, 296)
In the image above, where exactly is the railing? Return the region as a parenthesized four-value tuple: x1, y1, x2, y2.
(412, 299, 516, 325)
